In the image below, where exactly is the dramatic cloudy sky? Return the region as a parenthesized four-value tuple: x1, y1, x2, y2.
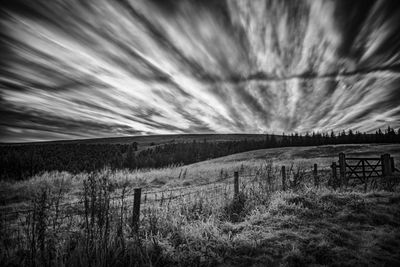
(1, 0, 400, 142)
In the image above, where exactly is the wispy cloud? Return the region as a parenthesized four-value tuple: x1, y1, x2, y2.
(1, 0, 399, 142)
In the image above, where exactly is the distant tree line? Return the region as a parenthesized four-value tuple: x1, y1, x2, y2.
(1, 127, 399, 180)
(280, 126, 399, 147)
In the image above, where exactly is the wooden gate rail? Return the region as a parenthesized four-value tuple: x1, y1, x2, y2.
(331, 153, 397, 190)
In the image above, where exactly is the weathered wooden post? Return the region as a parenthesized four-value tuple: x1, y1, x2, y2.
(387, 154, 393, 176)
(132, 188, 141, 233)
(381, 154, 392, 176)
(339, 153, 346, 187)
(234, 171, 239, 197)
(281, 166, 286, 191)
(160, 192, 164, 207)
(331, 162, 337, 188)
(313, 164, 318, 187)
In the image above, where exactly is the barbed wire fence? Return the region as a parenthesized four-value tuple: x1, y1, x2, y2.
(0, 163, 331, 244)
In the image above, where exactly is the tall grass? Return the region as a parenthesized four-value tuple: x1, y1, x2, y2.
(1, 159, 399, 266)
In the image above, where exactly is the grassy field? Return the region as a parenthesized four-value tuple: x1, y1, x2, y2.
(1, 143, 400, 266)
(1, 144, 399, 214)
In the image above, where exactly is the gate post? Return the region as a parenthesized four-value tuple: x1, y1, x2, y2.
(381, 154, 392, 176)
(339, 153, 346, 187)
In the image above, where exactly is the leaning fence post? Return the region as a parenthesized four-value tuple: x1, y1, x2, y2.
(281, 166, 286, 191)
(331, 162, 337, 188)
(234, 171, 239, 197)
(313, 164, 318, 187)
(339, 153, 346, 187)
(132, 188, 141, 233)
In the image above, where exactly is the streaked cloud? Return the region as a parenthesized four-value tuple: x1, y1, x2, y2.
(1, 0, 399, 142)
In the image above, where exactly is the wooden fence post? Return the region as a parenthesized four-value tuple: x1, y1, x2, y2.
(331, 162, 337, 188)
(339, 153, 346, 187)
(281, 166, 286, 191)
(387, 154, 393, 176)
(132, 188, 141, 233)
(160, 192, 164, 207)
(381, 154, 392, 176)
(234, 171, 239, 197)
(313, 164, 318, 187)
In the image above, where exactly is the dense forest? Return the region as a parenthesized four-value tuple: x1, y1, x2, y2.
(1, 127, 399, 180)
